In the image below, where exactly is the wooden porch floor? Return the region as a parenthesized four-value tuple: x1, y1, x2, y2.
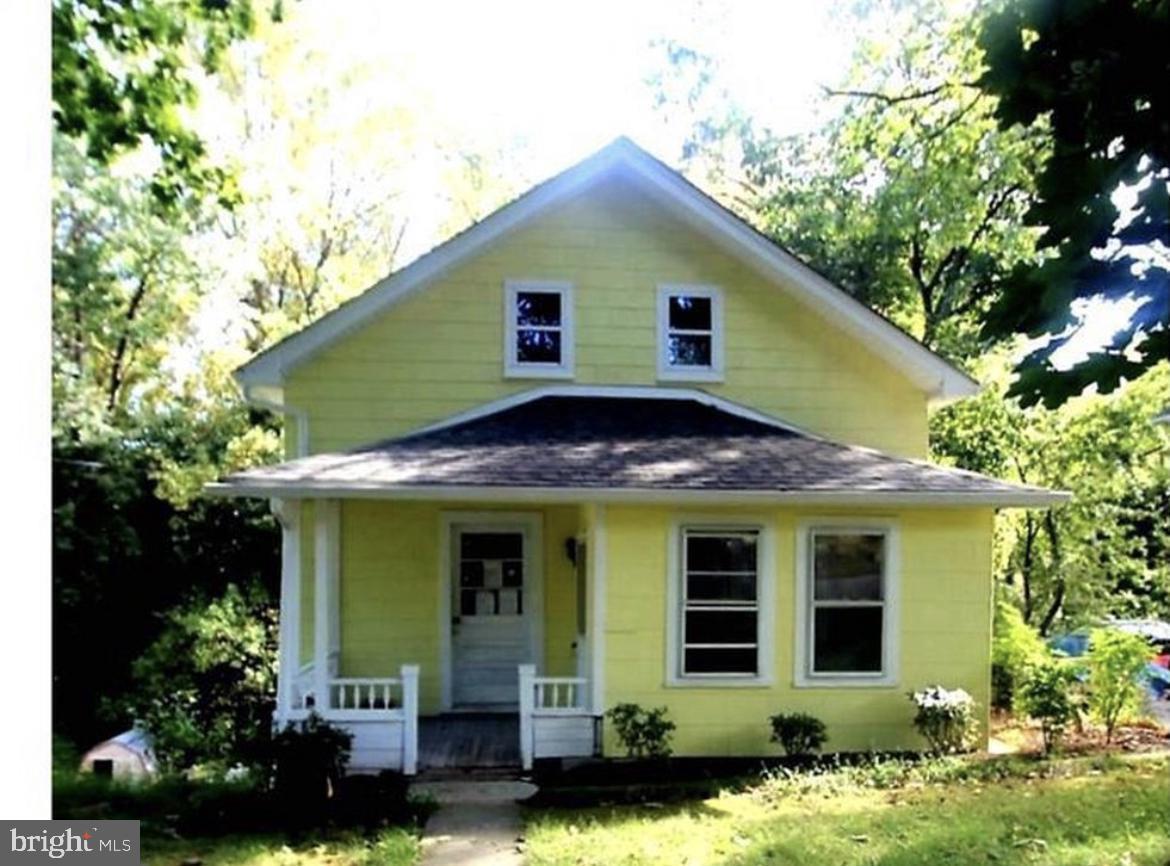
(418, 713, 520, 770)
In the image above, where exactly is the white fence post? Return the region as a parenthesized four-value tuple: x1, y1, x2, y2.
(401, 664, 419, 776)
(518, 664, 536, 771)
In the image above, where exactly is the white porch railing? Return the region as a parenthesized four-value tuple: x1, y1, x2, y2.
(519, 664, 596, 769)
(285, 663, 419, 775)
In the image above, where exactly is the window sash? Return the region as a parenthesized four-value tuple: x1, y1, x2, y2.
(505, 281, 573, 375)
(681, 528, 760, 676)
(807, 530, 888, 677)
(660, 287, 721, 374)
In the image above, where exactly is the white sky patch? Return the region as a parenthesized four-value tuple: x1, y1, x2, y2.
(1047, 294, 1149, 371)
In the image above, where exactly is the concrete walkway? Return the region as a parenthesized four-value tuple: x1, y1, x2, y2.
(411, 779, 536, 866)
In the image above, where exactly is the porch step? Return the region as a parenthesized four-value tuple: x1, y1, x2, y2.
(419, 713, 521, 771)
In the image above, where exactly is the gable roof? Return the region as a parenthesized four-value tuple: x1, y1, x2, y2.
(208, 387, 1063, 506)
(235, 136, 979, 401)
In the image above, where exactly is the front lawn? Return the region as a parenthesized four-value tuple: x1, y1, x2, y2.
(524, 754, 1170, 866)
(141, 829, 419, 866)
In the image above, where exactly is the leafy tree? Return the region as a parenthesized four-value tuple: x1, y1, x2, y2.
(53, 135, 205, 427)
(649, 1, 1046, 363)
(1086, 628, 1152, 742)
(931, 358, 1170, 632)
(52, 0, 263, 208)
(121, 583, 278, 770)
(978, 0, 1169, 406)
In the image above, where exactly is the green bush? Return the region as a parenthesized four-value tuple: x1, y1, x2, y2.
(606, 704, 675, 759)
(271, 713, 353, 816)
(991, 598, 1047, 710)
(909, 686, 978, 753)
(1017, 661, 1081, 754)
(768, 712, 827, 756)
(1087, 628, 1151, 741)
(120, 582, 277, 772)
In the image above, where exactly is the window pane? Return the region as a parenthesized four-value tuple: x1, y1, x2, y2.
(668, 334, 712, 367)
(460, 561, 485, 587)
(686, 573, 756, 602)
(684, 647, 757, 675)
(516, 291, 561, 326)
(461, 532, 523, 559)
(668, 295, 712, 330)
(686, 534, 757, 572)
(813, 534, 884, 601)
(813, 607, 883, 673)
(685, 609, 757, 644)
(516, 329, 562, 364)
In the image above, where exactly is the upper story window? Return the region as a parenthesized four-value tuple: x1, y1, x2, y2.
(657, 285, 724, 382)
(797, 524, 898, 686)
(504, 280, 574, 379)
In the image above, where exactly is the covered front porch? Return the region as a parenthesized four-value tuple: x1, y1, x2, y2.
(269, 498, 606, 775)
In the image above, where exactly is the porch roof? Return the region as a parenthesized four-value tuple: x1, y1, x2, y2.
(207, 391, 1066, 507)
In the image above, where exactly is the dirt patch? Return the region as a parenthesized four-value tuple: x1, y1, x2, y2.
(992, 715, 1170, 756)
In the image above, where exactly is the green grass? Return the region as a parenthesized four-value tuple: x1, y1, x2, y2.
(141, 828, 420, 866)
(524, 754, 1170, 866)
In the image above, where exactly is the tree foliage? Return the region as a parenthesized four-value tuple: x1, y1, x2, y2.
(52, 0, 262, 208)
(932, 358, 1170, 631)
(121, 583, 278, 770)
(978, 0, 1170, 406)
(651, 0, 1046, 364)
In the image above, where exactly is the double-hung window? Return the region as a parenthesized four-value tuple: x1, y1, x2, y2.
(657, 285, 723, 381)
(678, 528, 761, 678)
(798, 525, 897, 685)
(504, 280, 574, 378)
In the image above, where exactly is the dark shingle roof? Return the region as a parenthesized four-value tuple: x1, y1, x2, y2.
(211, 394, 1065, 506)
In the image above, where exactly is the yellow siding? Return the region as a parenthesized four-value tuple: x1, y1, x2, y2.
(285, 175, 929, 459)
(602, 505, 995, 755)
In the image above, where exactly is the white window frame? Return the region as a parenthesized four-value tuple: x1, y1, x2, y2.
(503, 280, 575, 379)
(657, 284, 724, 382)
(794, 519, 900, 688)
(665, 517, 774, 687)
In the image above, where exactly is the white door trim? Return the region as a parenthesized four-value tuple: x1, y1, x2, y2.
(438, 510, 544, 711)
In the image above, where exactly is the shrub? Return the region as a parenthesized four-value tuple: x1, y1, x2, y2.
(769, 712, 827, 756)
(606, 703, 675, 759)
(1087, 628, 1151, 742)
(120, 582, 277, 772)
(1017, 661, 1081, 754)
(271, 712, 353, 818)
(991, 598, 1047, 710)
(909, 686, 978, 753)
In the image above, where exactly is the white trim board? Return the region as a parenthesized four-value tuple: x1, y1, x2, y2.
(234, 137, 978, 402)
(207, 482, 1068, 509)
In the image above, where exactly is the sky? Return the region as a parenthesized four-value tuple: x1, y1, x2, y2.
(186, 0, 1141, 370)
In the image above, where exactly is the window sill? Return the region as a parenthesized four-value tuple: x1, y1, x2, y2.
(657, 368, 725, 383)
(503, 366, 575, 380)
(665, 676, 773, 689)
(793, 673, 898, 689)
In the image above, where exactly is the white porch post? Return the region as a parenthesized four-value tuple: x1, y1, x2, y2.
(272, 498, 301, 727)
(518, 663, 536, 771)
(401, 664, 420, 775)
(314, 499, 340, 714)
(589, 505, 607, 716)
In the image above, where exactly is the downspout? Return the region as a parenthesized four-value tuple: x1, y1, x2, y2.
(243, 385, 310, 458)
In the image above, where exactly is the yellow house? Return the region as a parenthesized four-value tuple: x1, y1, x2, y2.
(209, 137, 1064, 774)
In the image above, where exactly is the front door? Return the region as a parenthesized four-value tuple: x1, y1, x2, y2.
(451, 525, 533, 708)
